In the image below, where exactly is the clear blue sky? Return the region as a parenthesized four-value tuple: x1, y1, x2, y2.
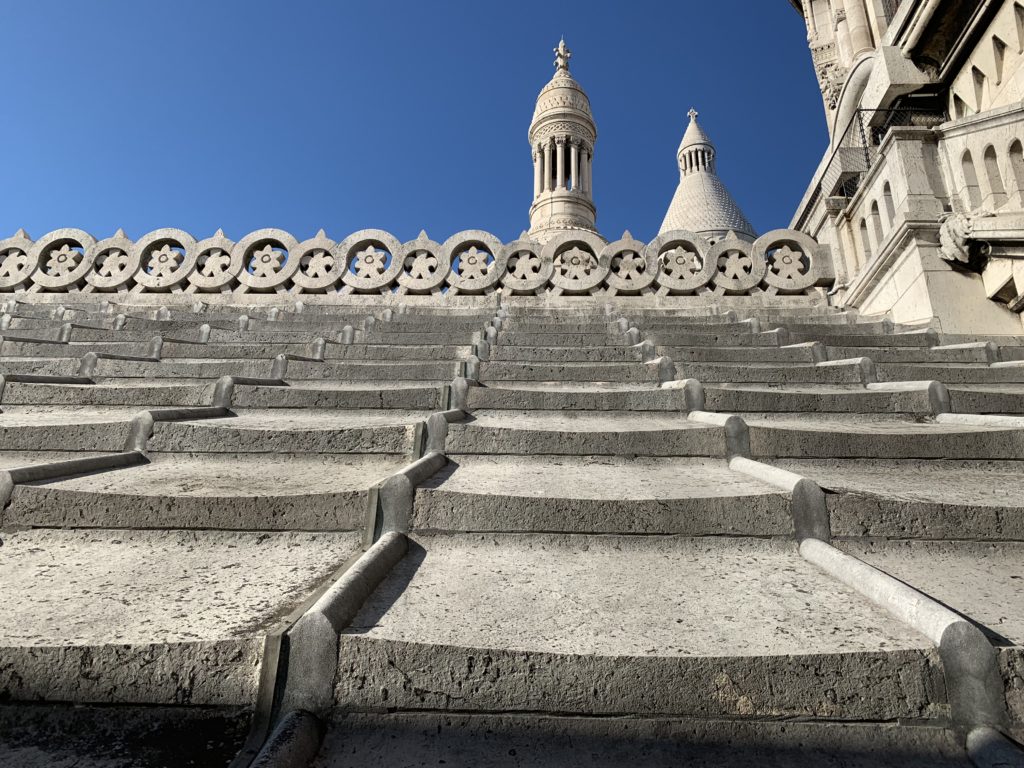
(1, 0, 825, 244)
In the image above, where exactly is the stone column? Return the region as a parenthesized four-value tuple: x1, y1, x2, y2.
(570, 140, 579, 192)
(844, 0, 874, 58)
(533, 146, 542, 198)
(543, 141, 553, 192)
(579, 146, 588, 195)
(556, 137, 566, 190)
(833, 4, 852, 68)
(585, 150, 593, 196)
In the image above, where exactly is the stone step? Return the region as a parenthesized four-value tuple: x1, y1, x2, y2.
(877, 363, 1024, 384)
(774, 458, 1024, 541)
(496, 321, 614, 334)
(677, 361, 869, 385)
(147, 409, 427, 454)
(285, 360, 463, 381)
(479, 361, 657, 383)
(664, 345, 821, 363)
(488, 345, 642, 363)
(361, 331, 482, 345)
(496, 332, 621, 347)
(0, 380, 211, 407)
(230, 382, 446, 410)
(742, 414, 1024, 460)
(0, 357, 80, 377)
(323, 343, 472, 361)
(704, 384, 935, 414)
(335, 534, 944, 720)
(4, 452, 405, 529)
(311, 712, 969, 768)
(777, 321, 894, 335)
(0, 340, 152, 358)
(466, 383, 687, 411)
(638, 320, 758, 333)
(0, 528, 359, 706)
(647, 330, 784, 347)
(413, 455, 792, 535)
(446, 411, 726, 456)
(788, 332, 933, 347)
(0, 406, 143, 450)
(207, 329, 338, 344)
(161, 341, 311, 358)
(947, 385, 1024, 414)
(826, 345, 995, 364)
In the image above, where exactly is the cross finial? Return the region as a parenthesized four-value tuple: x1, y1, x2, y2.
(688, 107, 699, 121)
(554, 38, 572, 72)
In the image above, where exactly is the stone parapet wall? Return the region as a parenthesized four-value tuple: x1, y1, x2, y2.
(0, 226, 834, 298)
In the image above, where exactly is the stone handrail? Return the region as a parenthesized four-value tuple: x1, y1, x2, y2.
(0, 226, 833, 297)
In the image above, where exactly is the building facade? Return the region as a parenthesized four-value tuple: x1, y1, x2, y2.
(791, 0, 1024, 333)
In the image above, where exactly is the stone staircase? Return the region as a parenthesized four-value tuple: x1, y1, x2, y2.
(0, 296, 1022, 767)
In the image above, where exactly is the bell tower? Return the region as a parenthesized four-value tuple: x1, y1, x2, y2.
(527, 40, 600, 242)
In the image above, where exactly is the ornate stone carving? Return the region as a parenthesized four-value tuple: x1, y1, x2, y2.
(938, 211, 994, 266)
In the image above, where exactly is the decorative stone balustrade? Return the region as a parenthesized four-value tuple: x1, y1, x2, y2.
(0, 227, 833, 297)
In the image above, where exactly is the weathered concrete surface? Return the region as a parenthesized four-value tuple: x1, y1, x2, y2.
(447, 411, 723, 455)
(1, 381, 210, 407)
(336, 534, 943, 719)
(4, 453, 405, 529)
(312, 712, 970, 767)
(705, 384, 936, 413)
(0, 406, 142, 450)
(0, 528, 361, 704)
(774, 459, 1024, 539)
(0, 704, 250, 768)
(231, 382, 445, 409)
(414, 455, 791, 535)
(148, 409, 428, 453)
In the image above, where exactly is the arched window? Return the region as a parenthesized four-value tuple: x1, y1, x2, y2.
(1009, 140, 1024, 205)
(962, 150, 983, 210)
(984, 145, 1007, 207)
(859, 218, 873, 265)
(870, 201, 885, 248)
(882, 182, 896, 225)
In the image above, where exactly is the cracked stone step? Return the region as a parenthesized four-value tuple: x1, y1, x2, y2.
(4, 452, 406, 529)
(704, 384, 936, 413)
(230, 382, 447, 409)
(335, 534, 944, 720)
(0, 357, 80, 377)
(413, 455, 792, 535)
(446, 411, 725, 455)
(772, 458, 1024, 540)
(311, 712, 969, 768)
(0, 528, 360, 706)
(742, 413, 1024, 459)
(466, 382, 686, 411)
(479, 361, 658, 383)
(147, 409, 428, 453)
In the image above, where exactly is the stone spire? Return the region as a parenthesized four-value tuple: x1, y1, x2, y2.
(528, 39, 600, 243)
(658, 108, 756, 242)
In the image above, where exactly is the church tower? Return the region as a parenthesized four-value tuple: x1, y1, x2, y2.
(659, 109, 755, 243)
(527, 40, 600, 242)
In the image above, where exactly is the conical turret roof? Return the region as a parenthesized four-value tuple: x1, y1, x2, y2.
(659, 109, 755, 241)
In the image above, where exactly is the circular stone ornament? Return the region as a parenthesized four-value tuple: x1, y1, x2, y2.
(545, 231, 609, 294)
(647, 230, 714, 293)
(500, 239, 550, 293)
(0, 231, 39, 290)
(444, 230, 506, 294)
(189, 231, 240, 292)
(603, 233, 655, 294)
(756, 229, 820, 293)
(709, 238, 766, 294)
(27, 229, 97, 290)
(234, 229, 301, 291)
(396, 233, 448, 294)
(132, 228, 198, 291)
(291, 232, 346, 293)
(339, 229, 403, 293)
(85, 232, 139, 291)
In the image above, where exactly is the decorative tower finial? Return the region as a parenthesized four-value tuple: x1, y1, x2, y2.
(554, 39, 572, 72)
(687, 107, 699, 121)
